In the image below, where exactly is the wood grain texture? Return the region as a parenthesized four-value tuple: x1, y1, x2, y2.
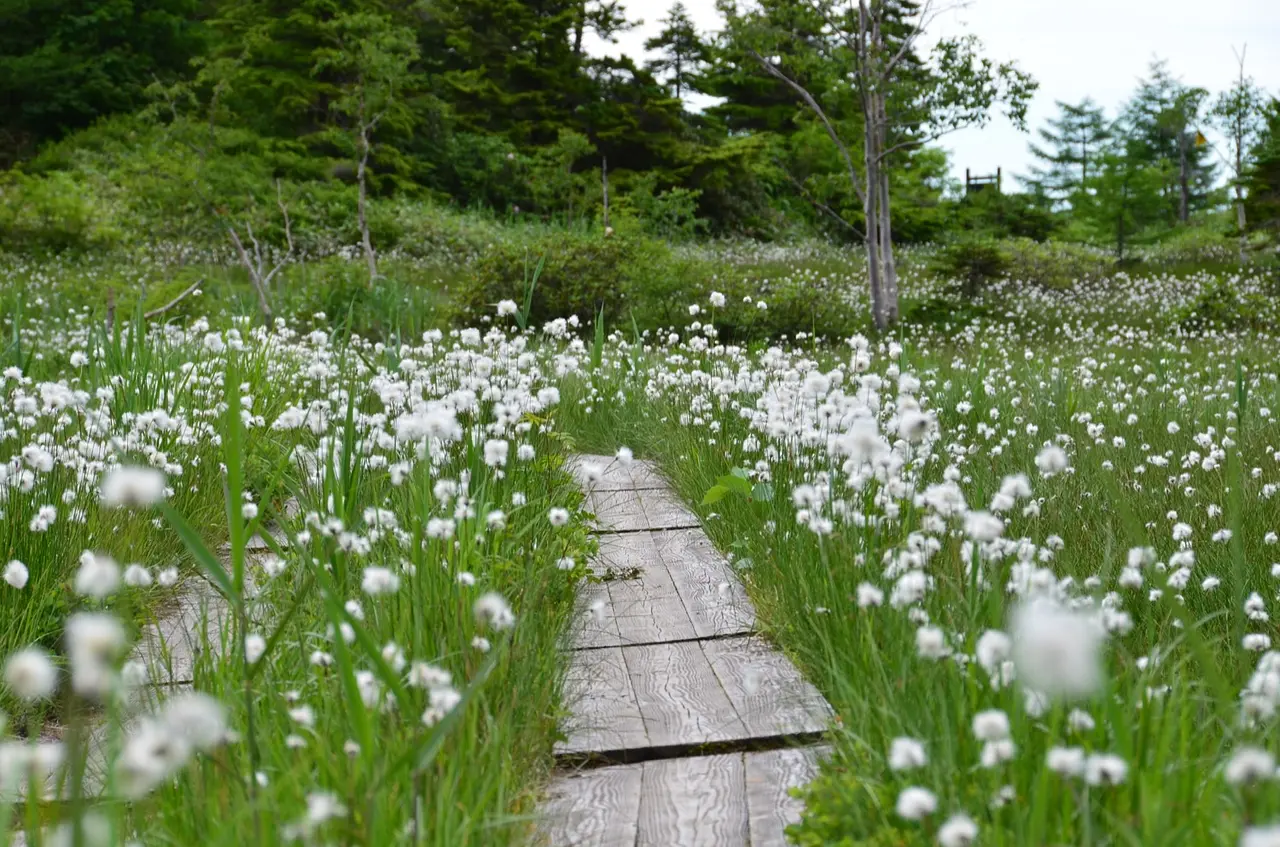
(595, 533, 697, 646)
(625, 640, 748, 747)
(744, 746, 828, 847)
(570, 454, 666, 491)
(557, 646, 648, 755)
(701, 636, 833, 739)
(540, 763, 643, 847)
(638, 753, 749, 847)
(570, 580, 623, 650)
(639, 487, 700, 530)
(653, 529, 756, 638)
(589, 488, 650, 532)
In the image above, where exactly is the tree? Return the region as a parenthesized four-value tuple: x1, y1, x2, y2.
(0, 0, 205, 164)
(1024, 99, 1110, 207)
(738, 0, 1036, 329)
(1082, 138, 1166, 259)
(645, 2, 709, 100)
(1208, 46, 1269, 258)
(1121, 59, 1215, 225)
(571, 0, 638, 56)
(313, 12, 420, 285)
(1244, 99, 1280, 246)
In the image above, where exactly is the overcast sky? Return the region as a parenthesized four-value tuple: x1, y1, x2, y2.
(584, 0, 1280, 188)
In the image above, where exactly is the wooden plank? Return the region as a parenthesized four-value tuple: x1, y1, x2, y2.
(597, 533, 697, 646)
(557, 646, 648, 755)
(569, 454, 635, 492)
(541, 763, 643, 847)
(639, 487, 699, 530)
(626, 460, 666, 490)
(625, 641, 748, 748)
(701, 637, 832, 739)
(653, 530, 755, 638)
(745, 746, 828, 847)
(570, 454, 668, 491)
(637, 753, 749, 847)
(131, 577, 231, 686)
(570, 580, 623, 650)
(589, 488, 649, 532)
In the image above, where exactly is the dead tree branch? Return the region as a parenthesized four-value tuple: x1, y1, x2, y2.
(144, 278, 206, 320)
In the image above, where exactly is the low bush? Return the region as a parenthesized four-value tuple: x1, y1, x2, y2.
(459, 231, 644, 325)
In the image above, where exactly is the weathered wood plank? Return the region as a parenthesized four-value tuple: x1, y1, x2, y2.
(653, 530, 755, 639)
(557, 646, 648, 755)
(701, 636, 832, 739)
(745, 746, 828, 847)
(131, 577, 231, 686)
(589, 488, 650, 532)
(570, 580, 624, 650)
(639, 487, 700, 530)
(570, 454, 667, 492)
(625, 640, 748, 748)
(637, 753, 749, 847)
(541, 763, 643, 847)
(597, 533, 697, 646)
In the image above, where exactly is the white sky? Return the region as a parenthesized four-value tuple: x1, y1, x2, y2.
(585, 0, 1280, 188)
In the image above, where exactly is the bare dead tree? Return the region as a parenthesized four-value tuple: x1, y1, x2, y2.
(354, 90, 380, 288)
(218, 179, 296, 322)
(602, 156, 611, 231)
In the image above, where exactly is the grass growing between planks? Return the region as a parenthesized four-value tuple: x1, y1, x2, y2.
(558, 317, 1280, 845)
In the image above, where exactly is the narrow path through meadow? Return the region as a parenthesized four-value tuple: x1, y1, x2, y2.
(538, 455, 833, 846)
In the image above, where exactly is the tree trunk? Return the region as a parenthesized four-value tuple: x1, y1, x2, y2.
(357, 123, 377, 288)
(601, 156, 610, 230)
(863, 122, 886, 331)
(876, 94, 898, 323)
(1177, 132, 1190, 224)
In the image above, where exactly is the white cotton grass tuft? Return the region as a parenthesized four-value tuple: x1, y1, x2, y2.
(1083, 753, 1128, 786)
(1035, 444, 1070, 476)
(3, 560, 28, 589)
(1225, 746, 1276, 786)
(474, 592, 515, 630)
(895, 786, 937, 820)
(1010, 597, 1106, 701)
(4, 647, 58, 701)
(100, 465, 168, 508)
(887, 736, 927, 771)
(937, 813, 979, 847)
(74, 550, 121, 599)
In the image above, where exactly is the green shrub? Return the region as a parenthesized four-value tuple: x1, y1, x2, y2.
(1173, 279, 1273, 331)
(459, 231, 643, 324)
(928, 239, 1011, 299)
(0, 171, 122, 252)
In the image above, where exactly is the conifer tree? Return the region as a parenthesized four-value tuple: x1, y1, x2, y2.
(1025, 99, 1111, 206)
(644, 2, 709, 100)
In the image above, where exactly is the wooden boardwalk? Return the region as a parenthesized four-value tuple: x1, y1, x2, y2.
(539, 456, 832, 846)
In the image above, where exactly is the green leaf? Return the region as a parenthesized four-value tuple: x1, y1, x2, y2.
(715, 472, 753, 497)
(158, 503, 238, 605)
(701, 485, 730, 505)
(751, 482, 774, 502)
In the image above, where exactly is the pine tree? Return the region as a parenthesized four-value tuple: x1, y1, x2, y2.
(1024, 99, 1110, 206)
(1120, 59, 1215, 225)
(1244, 99, 1280, 244)
(644, 2, 708, 100)
(0, 0, 206, 163)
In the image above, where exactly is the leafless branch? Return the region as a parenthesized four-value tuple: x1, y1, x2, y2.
(750, 50, 867, 205)
(144, 278, 205, 320)
(777, 163, 865, 239)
